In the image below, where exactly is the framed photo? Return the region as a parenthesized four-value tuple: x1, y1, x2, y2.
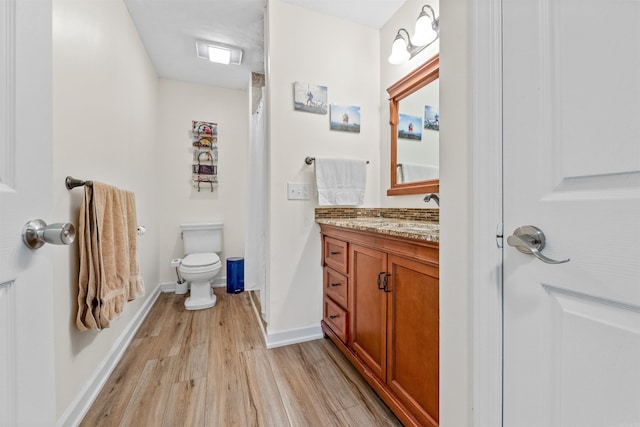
(293, 81, 328, 114)
(398, 113, 422, 140)
(424, 105, 439, 131)
(330, 104, 360, 133)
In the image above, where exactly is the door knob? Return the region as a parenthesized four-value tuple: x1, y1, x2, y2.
(22, 219, 76, 249)
(507, 225, 570, 264)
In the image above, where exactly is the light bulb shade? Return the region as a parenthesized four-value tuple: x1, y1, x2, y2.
(412, 13, 437, 46)
(388, 36, 410, 64)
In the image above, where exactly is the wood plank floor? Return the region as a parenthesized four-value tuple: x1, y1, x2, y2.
(81, 289, 402, 427)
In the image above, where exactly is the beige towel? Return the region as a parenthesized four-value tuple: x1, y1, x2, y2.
(125, 191, 145, 301)
(76, 182, 144, 331)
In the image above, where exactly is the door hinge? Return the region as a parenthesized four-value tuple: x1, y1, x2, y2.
(496, 222, 504, 248)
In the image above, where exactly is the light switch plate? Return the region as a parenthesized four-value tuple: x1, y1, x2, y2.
(287, 182, 310, 200)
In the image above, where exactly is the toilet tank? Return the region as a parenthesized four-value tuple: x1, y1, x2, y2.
(180, 221, 223, 255)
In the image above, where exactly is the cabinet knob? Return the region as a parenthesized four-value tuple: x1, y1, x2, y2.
(330, 251, 340, 255)
(329, 314, 339, 319)
(330, 283, 340, 287)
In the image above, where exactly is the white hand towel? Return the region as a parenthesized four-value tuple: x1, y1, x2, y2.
(401, 163, 439, 183)
(315, 158, 367, 206)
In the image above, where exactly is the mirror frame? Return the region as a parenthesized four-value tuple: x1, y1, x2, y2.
(387, 53, 439, 196)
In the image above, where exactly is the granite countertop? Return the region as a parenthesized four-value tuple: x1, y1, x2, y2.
(316, 217, 439, 243)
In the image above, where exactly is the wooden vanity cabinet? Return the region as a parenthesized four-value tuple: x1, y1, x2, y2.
(350, 244, 388, 382)
(386, 254, 439, 425)
(320, 224, 439, 427)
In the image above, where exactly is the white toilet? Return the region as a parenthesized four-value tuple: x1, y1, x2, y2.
(178, 221, 223, 310)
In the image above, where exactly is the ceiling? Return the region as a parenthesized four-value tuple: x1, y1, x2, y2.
(124, 0, 406, 90)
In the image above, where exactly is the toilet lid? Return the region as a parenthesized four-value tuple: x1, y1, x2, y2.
(182, 253, 220, 268)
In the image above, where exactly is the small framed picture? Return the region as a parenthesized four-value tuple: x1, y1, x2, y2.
(330, 105, 360, 133)
(424, 105, 439, 131)
(398, 113, 422, 140)
(293, 81, 328, 114)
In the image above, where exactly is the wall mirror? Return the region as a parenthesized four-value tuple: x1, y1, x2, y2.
(387, 53, 439, 196)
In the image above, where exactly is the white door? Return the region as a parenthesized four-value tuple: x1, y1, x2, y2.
(0, 0, 56, 425)
(503, 0, 640, 426)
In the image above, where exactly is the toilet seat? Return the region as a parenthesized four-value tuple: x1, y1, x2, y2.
(180, 253, 221, 274)
(182, 252, 219, 267)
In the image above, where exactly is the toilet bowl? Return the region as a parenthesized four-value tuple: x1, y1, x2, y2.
(179, 252, 221, 310)
(177, 221, 224, 311)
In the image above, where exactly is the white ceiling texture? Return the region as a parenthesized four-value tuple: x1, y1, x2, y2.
(124, 0, 407, 90)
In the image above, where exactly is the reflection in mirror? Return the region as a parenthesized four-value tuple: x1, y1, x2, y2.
(387, 53, 439, 196)
(397, 78, 439, 184)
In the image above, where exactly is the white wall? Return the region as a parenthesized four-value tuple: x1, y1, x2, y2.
(265, 0, 380, 333)
(52, 0, 160, 418)
(438, 0, 473, 424)
(379, 0, 440, 208)
(157, 79, 248, 283)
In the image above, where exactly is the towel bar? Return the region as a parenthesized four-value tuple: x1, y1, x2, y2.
(305, 156, 369, 165)
(65, 176, 93, 190)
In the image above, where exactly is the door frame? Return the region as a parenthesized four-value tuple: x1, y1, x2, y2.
(470, 0, 503, 425)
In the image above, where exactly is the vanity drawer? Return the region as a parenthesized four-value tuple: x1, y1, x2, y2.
(324, 297, 348, 343)
(324, 237, 348, 274)
(324, 267, 348, 309)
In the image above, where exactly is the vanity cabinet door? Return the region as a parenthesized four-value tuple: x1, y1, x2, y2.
(387, 255, 439, 427)
(350, 244, 388, 382)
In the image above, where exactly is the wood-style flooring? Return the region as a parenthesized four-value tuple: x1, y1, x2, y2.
(81, 288, 402, 427)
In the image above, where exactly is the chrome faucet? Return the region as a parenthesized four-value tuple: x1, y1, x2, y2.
(423, 193, 439, 206)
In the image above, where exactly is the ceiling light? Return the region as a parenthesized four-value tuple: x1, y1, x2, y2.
(388, 4, 439, 65)
(208, 46, 231, 64)
(196, 40, 243, 65)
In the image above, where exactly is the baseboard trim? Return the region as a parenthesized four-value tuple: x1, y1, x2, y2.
(158, 281, 177, 293)
(56, 284, 163, 427)
(265, 323, 324, 349)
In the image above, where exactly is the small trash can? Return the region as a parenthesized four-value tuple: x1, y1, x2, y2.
(226, 257, 244, 294)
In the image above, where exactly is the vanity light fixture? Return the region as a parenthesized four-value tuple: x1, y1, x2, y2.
(195, 40, 243, 65)
(388, 4, 439, 64)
